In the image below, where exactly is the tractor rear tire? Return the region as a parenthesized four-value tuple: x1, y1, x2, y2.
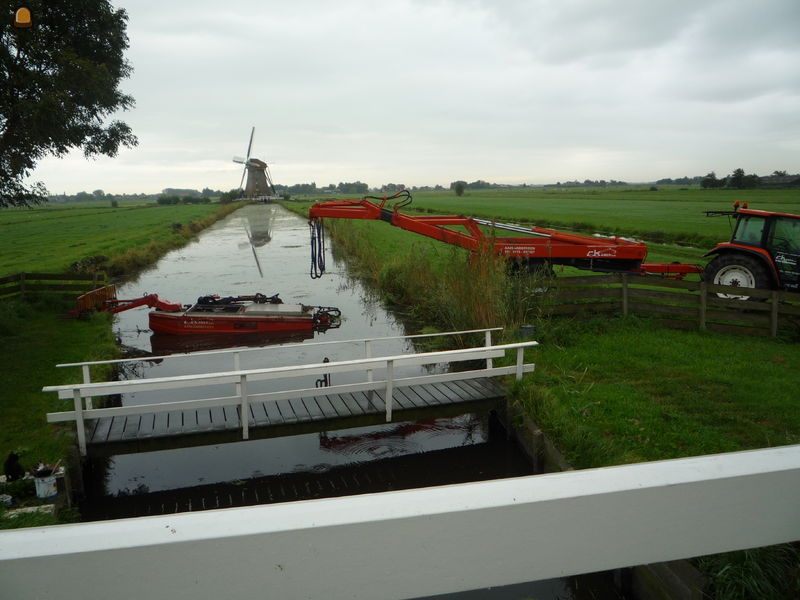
(703, 253, 771, 300)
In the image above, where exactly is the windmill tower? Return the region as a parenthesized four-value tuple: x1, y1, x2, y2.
(232, 127, 277, 199)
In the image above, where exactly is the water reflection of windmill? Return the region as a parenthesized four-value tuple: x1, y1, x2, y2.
(238, 208, 273, 278)
(232, 127, 278, 201)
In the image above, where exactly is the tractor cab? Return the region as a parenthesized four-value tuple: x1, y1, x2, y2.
(764, 213, 800, 291)
(705, 207, 800, 295)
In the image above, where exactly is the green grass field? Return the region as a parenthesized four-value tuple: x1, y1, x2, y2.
(0, 201, 240, 275)
(407, 187, 800, 245)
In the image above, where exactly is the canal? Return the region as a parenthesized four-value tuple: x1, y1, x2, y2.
(82, 203, 619, 599)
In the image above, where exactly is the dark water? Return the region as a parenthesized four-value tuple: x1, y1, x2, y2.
(82, 204, 620, 599)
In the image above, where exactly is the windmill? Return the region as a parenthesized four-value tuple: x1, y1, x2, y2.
(232, 127, 277, 199)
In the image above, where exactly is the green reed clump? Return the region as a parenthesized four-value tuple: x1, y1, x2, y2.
(697, 545, 800, 600)
(325, 216, 547, 337)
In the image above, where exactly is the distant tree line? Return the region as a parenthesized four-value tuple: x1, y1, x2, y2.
(50, 187, 227, 204)
(274, 181, 371, 196)
(700, 169, 799, 190)
(656, 176, 703, 186)
(547, 179, 630, 188)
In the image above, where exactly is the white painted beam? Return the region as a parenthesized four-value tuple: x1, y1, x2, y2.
(48, 343, 534, 399)
(45, 365, 536, 423)
(1, 445, 798, 600)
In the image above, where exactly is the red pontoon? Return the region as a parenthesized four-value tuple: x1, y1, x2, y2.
(75, 288, 341, 335)
(149, 294, 340, 335)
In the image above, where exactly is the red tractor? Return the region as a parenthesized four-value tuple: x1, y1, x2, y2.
(703, 202, 800, 298)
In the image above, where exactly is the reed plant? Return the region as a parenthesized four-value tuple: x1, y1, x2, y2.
(326, 218, 545, 337)
(697, 545, 800, 600)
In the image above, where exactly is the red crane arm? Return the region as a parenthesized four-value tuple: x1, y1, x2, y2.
(308, 196, 649, 260)
(307, 193, 703, 277)
(104, 294, 184, 314)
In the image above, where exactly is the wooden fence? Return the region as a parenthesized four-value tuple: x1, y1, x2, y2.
(0, 272, 105, 299)
(547, 274, 800, 337)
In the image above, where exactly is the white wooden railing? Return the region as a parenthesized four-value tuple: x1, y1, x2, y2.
(2, 444, 798, 600)
(44, 338, 537, 455)
(57, 327, 504, 409)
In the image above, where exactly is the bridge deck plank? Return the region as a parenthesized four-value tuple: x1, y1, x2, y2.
(324, 394, 352, 417)
(86, 379, 504, 449)
(263, 400, 283, 424)
(313, 395, 340, 419)
(89, 416, 113, 444)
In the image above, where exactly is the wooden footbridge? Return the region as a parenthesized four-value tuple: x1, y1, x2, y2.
(43, 328, 537, 456)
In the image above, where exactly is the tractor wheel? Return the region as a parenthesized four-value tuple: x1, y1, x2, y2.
(703, 253, 771, 300)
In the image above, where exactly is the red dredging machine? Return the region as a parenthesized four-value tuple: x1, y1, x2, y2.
(74, 288, 341, 335)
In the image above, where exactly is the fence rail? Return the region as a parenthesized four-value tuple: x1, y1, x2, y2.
(0, 272, 105, 299)
(2, 444, 798, 600)
(547, 274, 800, 337)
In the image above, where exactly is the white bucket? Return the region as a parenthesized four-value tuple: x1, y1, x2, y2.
(34, 475, 57, 499)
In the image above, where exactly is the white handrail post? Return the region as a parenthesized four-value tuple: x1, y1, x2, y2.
(73, 389, 87, 456)
(385, 359, 394, 422)
(234, 352, 241, 396)
(515, 346, 524, 380)
(485, 330, 493, 370)
(82, 365, 93, 410)
(365, 340, 374, 401)
(240, 374, 249, 439)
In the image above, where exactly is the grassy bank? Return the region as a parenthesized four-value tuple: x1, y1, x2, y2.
(0, 296, 118, 464)
(514, 315, 800, 466)
(0, 201, 246, 276)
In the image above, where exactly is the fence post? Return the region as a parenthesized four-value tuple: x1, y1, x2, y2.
(485, 330, 493, 369)
(621, 274, 629, 316)
(73, 389, 87, 456)
(516, 347, 525, 380)
(82, 365, 93, 410)
(699, 282, 707, 331)
(771, 291, 779, 337)
(240, 374, 249, 439)
(385, 359, 394, 422)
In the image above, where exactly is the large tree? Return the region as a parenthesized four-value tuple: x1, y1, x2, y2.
(0, 1, 137, 207)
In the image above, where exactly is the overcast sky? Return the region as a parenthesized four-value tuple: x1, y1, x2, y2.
(34, 0, 800, 194)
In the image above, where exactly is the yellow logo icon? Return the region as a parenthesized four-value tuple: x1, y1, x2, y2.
(14, 7, 32, 28)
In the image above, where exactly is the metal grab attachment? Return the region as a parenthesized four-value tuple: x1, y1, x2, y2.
(312, 307, 341, 331)
(309, 219, 326, 279)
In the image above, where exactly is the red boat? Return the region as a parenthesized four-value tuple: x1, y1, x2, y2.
(149, 294, 340, 335)
(75, 287, 341, 335)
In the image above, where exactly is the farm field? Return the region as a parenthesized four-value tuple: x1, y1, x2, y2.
(330, 186, 800, 247)
(0, 201, 242, 276)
